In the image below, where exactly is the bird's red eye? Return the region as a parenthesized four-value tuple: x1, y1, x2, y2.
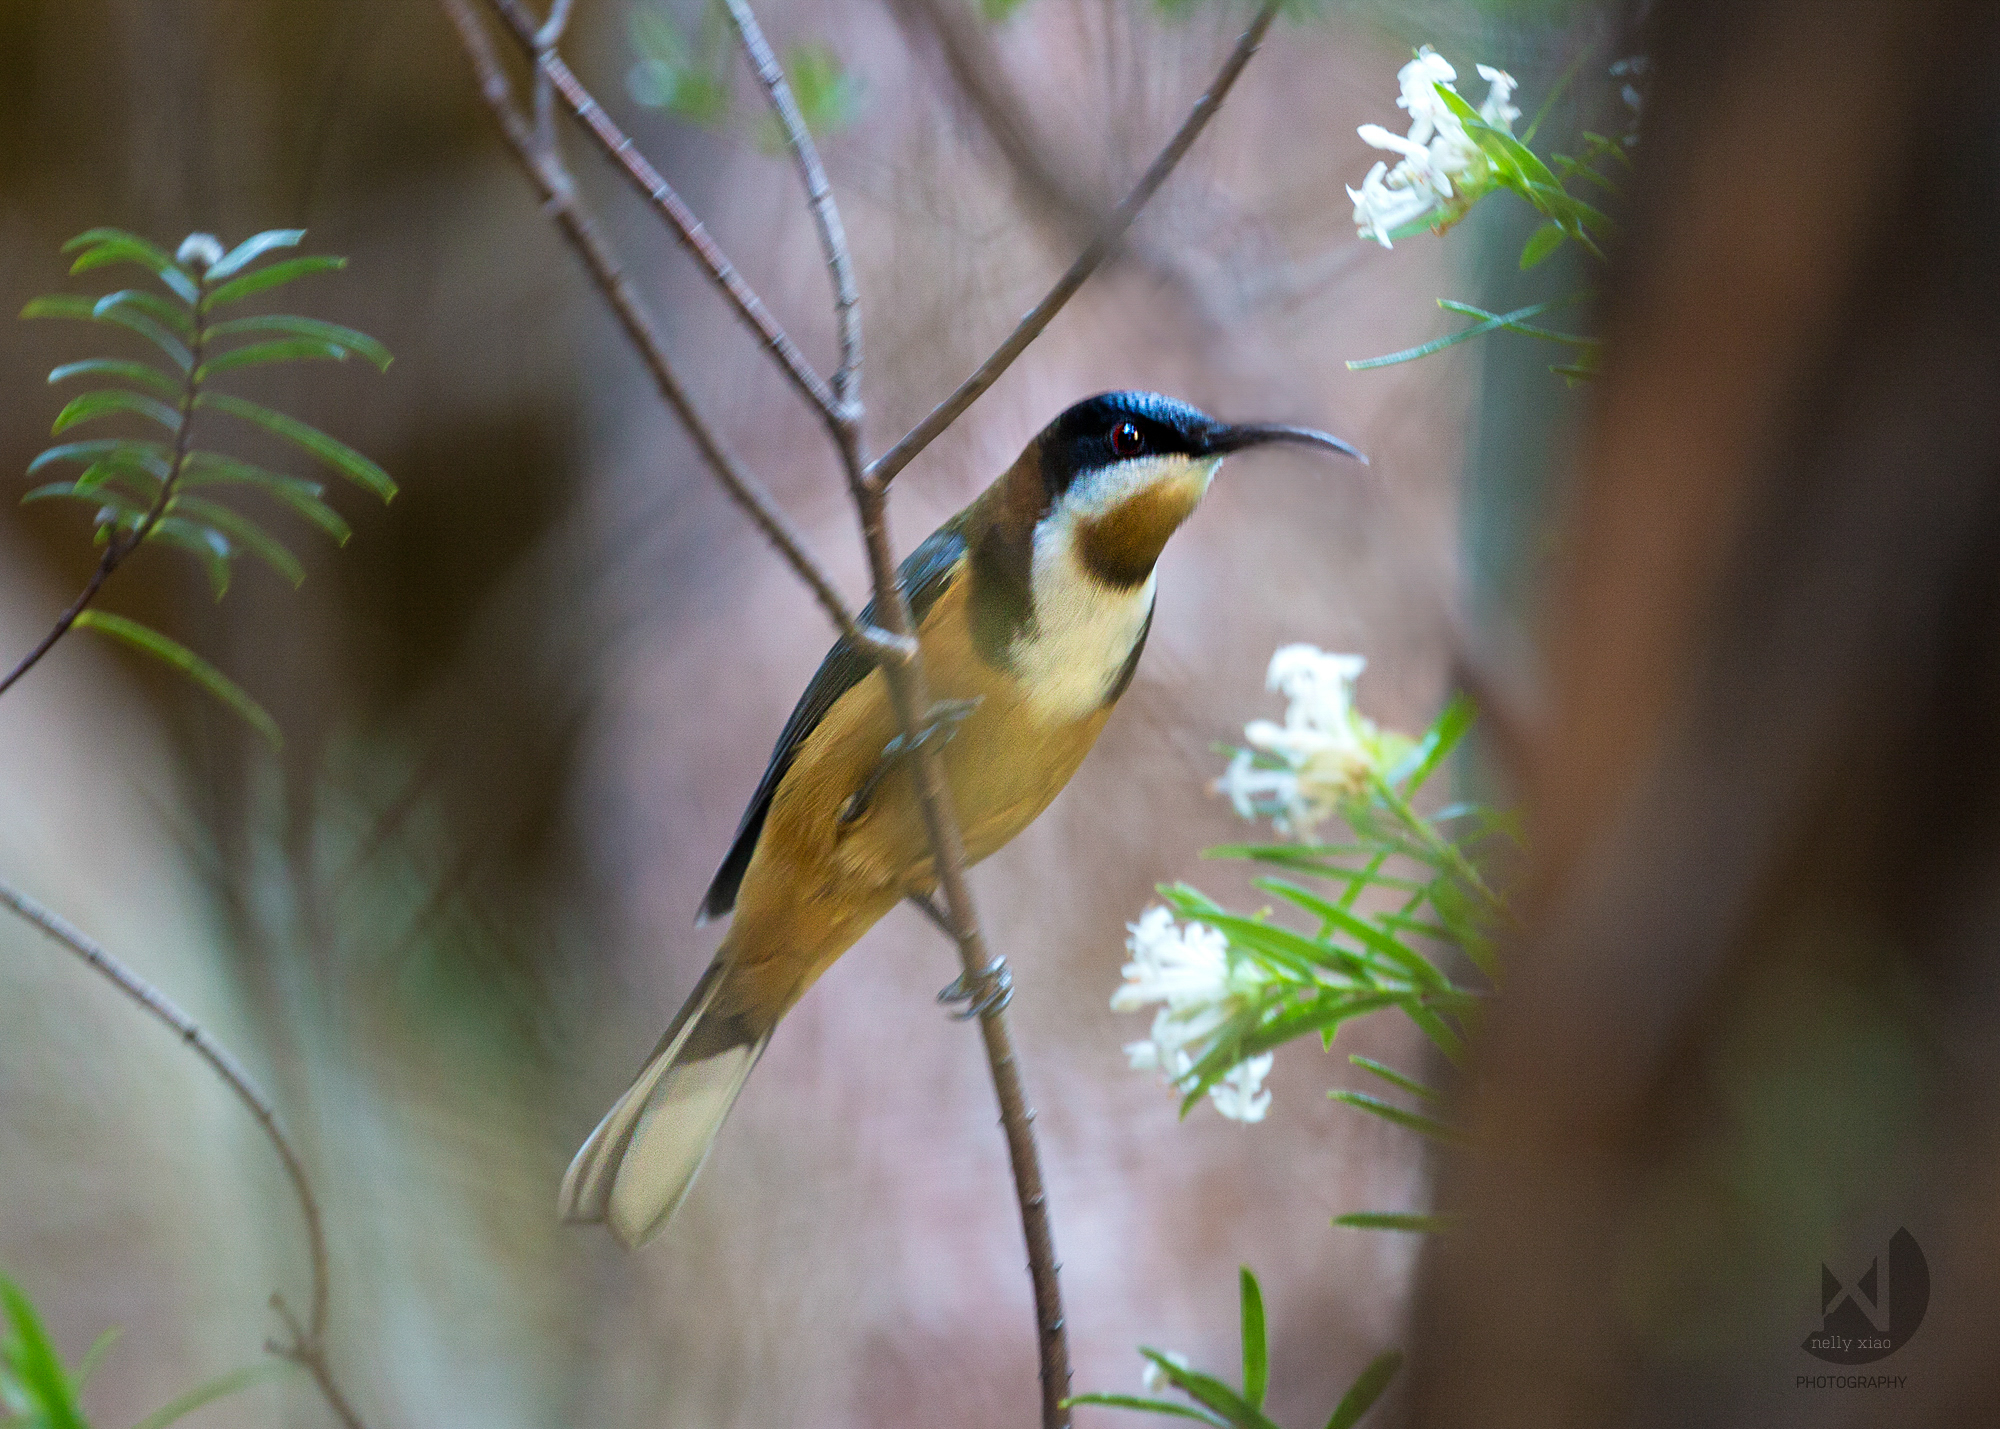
(1109, 421, 1144, 457)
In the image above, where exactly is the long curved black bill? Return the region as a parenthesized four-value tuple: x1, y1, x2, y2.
(1202, 421, 1367, 465)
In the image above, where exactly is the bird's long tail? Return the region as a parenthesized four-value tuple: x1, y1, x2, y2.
(558, 958, 770, 1247)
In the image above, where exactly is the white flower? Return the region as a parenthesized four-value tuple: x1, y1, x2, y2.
(1113, 908, 1273, 1123)
(1208, 1053, 1275, 1124)
(1348, 47, 1522, 247)
(1111, 906, 1231, 1013)
(1476, 64, 1520, 128)
(1214, 645, 1382, 836)
(175, 232, 225, 271)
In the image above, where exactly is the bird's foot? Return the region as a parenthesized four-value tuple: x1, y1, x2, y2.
(938, 958, 1013, 1020)
(838, 697, 982, 825)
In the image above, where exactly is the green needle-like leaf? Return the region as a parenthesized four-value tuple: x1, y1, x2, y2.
(74, 457, 164, 500)
(197, 338, 350, 379)
(1324, 1350, 1402, 1429)
(1, 1276, 91, 1429)
(73, 611, 279, 744)
(51, 388, 183, 435)
(1388, 691, 1477, 795)
(1239, 1267, 1268, 1411)
(1436, 300, 1599, 350)
(1348, 1055, 1440, 1103)
(1333, 1211, 1460, 1234)
(29, 438, 173, 480)
(93, 288, 195, 338)
(148, 517, 234, 597)
(195, 391, 395, 500)
(1062, 1394, 1228, 1426)
(204, 228, 306, 282)
(1519, 222, 1565, 269)
(23, 482, 149, 519)
(206, 314, 391, 371)
(48, 357, 182, 400)
(170, 496, 305, 586)
(202, 255, 347, 308)
(65, 229, 200, 304)
(21, 292, 192, 369)
(1330, 1090, 1461, 1143)
(1401, 1001, 1467, 1065)
(1346, 298, 1568, 371)
(74, 1324, 122, 1388)
(129, 1362, 285, 1429)
(180, 452, 351, 543)
(1138, 1350, 1284, 1429)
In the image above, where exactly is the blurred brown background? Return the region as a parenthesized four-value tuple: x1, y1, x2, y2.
(0, 0, 1564, 1424)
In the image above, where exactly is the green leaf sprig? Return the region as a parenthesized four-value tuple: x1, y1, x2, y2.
(5, 227, 394, 739)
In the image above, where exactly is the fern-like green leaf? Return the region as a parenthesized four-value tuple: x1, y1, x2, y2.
(180, 453, 351, 543)
(64, 229, 199, 304)
(194, 391, 395, 500)
(48, 357, 181, 400)
(204, 229, 305, 282)
(202, 255, 346, 308)
(51, 388, 182, 435)
(170, 496, 304, 586)
(93, 288, 195, 339)
(21, 293, 192, 369)
(28, 439, 173, 480)
(147, 517, 234, 597)
(197, 338, 350, 379)
(206, 314, 391, 371)
(73, 611, 279, 744)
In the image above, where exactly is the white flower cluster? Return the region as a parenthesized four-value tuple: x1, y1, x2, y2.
(1113, 907, 1274, 1123)
(1215, 644, 1386, 837)
(1348, 46, 1520, 248)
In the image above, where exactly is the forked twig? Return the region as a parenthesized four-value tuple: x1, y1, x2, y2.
(445, 0, 912, 666)
(484, 0, 840, 420)
(0, 881, 367, 1429)
(868, 0, 1283, 489)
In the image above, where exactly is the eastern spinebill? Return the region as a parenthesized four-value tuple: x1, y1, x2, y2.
(560, 390, 1363, 1246)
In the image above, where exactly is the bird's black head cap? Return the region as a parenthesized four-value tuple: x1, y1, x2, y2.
(1034, 391, 1218, 500)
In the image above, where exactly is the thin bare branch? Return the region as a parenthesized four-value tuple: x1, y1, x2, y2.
(866, 0, 1284, 489)
(721, 0, 862, 408)
(483, 0, 840, 422)
(445, 0, 911, 667)
(0, 880, 366, 1429)
(726, 2, 1069, 1418)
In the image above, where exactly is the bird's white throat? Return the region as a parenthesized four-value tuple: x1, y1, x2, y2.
(1013, 505, 1160, 723)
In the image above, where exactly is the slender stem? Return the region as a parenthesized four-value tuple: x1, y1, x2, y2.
(0, 272, 212, 701)
(721, 0, 861, 406)
(0, 881, 366, 1429)
(482, 0, 840, 422)
(725, 3, 1069, 1418)
(444, 0, 911, 665)
(865, 0, 1282, 490)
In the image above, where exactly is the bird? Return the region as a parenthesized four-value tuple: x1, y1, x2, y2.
(560, 390, 1362, 1247)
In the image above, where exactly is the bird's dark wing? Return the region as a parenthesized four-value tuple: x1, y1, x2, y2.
(697, 514, 971, 922)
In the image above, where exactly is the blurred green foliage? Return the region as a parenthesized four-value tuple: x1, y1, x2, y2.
(626, 2, 865, 142)
(1, 1277, 278, 1429)
(1069, 1267, 1404, 1428)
